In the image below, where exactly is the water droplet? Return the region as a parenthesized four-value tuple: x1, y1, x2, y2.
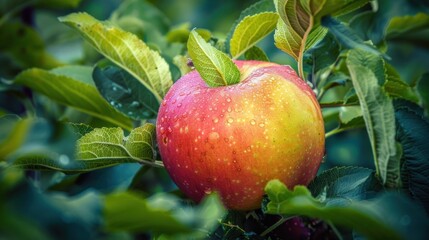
(224, 138, 229, 143)
(168, 127, 173, 133)
(227, 118, 234, 123)
(179, 92, 185, 96)
(213, 118, 219, 123)
(250, 119, 256, 125)
(177, 103, 182, 108)
(110, 100, 116, 106)
(226, 97, 231, 103)
(162, 136, 168, 145)
(160, 127, 165, 134)
(204, 188, 212, 194)
(208, 132, 220, 143)
(259, 123, 265, 127)
(127, 111, 133, 115)
(130, 101, 140, 108)
(59, 155, 69, 165)
(162, 100, 167, 106)
(112, 86, 118, 91)
(227, 107, 232, 112)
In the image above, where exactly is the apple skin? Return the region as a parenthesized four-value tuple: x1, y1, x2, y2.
(156, 60, 325, 210)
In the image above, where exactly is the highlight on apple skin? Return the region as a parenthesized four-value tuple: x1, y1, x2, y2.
(156, 60, 325, 210)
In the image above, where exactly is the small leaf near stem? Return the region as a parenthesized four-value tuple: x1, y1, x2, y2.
(187, 30, 240, 87)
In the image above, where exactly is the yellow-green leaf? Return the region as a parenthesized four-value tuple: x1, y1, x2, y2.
(59, 12, 172, 102)
(230, 12, 278, 59)
(187, 30, 240, 87)
(77, 124, 159, 168)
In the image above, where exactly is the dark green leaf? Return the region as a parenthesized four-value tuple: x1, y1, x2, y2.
(346, 49, 398, 186)
(264, 180, 429, 240)
(322, 16, 388, 59)
(395, 101, 429, 212)
(187, 30, 240, 87)
(2, 175, 102, 240)
(384, 64, 419, 103)
(14, 66, 133, 130)
(93, 60, 159, 120)
(308, 166, 382, 202)
(417, 73, 429, 114)
(244, 46, 269, 61)
(0, 23, 62, 69)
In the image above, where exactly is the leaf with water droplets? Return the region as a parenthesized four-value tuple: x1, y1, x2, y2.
(230, 12, 278, 59)
(14, 66, 133, 130)
(187, 30, 240, 87)
(93, 60, 159, 120)
(59, 12, 173, 103)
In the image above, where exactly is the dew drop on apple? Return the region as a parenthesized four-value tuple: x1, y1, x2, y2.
(160, 127, 165, 134)
(226, 97, 231, 103)
(250, 119, 256, 125)
(227, 117, 234, 123)
(213, 117, 219, 123)
(208, 132, 220, 143)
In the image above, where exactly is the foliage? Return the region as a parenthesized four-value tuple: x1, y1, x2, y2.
(1, 0, 429, 239)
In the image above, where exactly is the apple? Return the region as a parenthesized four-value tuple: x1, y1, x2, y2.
(156, 60, 325, 210)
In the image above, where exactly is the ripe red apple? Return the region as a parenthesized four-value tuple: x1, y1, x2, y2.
(156, 60, 325, 210)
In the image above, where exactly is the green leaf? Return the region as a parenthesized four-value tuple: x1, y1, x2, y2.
(346, 49, 398, 187)
(68, 123, 94, 138)
(386, 13, 429, 40)
(12, 124, 160, 172)
(384, 64, 419, 103)
(315, 0, 370, 20)
(395, 101, 429, 212)
(274, 0, 325, 60)
(0, 116, 32, 159)
(321, 16, 387, 58)
(104, 191, 225, 237)
(225, 0, 276, 52)
(308, 166, 382, 202)
(264, 180, 429, 240)
(0, 23, 62, 69)
(110, 0, 170, 34)
(244, 46, 269, 61)
(36, 0, 82, 8)
(230, 12, 278, 59)
(59, 12, 173, 102)
(77, 124, 159, 167)
(339, 106, 364, 125)
(104, 191, 192, 234)
(93, 60, 159, 120)
(14, 66, 133, 130)
(187, 30, 240, 87)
